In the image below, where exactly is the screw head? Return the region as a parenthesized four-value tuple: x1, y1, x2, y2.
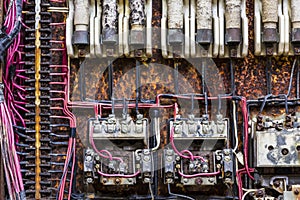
(144, 155, 150, 162)
(115, 178, 121, 184)
(208, 178, 215, 183)
(183, 178, 188, 183)
(273, 180, 280, 187)
(166, 149, 173, 156)
(86, 156, 92, 162)
(195, 178, 203, 185)
(224, 156, 231, 162)
(102, 178, 107, 183)
(87, 178, 93, 183)
(167, 156, 173, 162)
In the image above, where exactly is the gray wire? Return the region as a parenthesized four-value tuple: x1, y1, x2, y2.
(167, 184, 195, 200)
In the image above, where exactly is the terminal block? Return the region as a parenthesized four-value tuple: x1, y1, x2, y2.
(89, 114, 148, 142)
(163, 149, 221, 186)
(170, 114, 228, 142)
(253, 113, 300, 167)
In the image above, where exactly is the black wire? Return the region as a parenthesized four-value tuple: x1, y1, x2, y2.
(218, 95, 222, 114)
(259, 94, 273, 113)
(230, 59, 236, 95)
(204, 92, 208, 115)
(135, 60, 140, 114)
(71, 156, 84, 199)
(0, 0, 22, 58)
(111, 97, 115, 115)
(108, 60, 114, 100)
(297, 57, 300, 99)
(202, 58, 206, 94)
(79, 60, 86, 101)
(190, 94, 194, 114)
(266, 58, 272, 95)
(55, 143, 74, 200)
(287, 58, 297, 97)
(174, 61, 179, 94)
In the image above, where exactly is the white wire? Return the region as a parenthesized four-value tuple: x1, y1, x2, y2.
(167, 184, 195, 200)
(151, 117, 160, 151)
(233, 101, 239, 152)
(241, 189, 264, 200)
(149, 182, 154, 200)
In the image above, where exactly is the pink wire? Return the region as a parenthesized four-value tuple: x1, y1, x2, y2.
(97, 170, 140, 178)
(177, 169, 221, 178)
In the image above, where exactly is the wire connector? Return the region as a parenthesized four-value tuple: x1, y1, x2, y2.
(70, 128, 76, 138)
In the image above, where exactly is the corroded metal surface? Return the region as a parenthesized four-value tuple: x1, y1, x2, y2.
(66, 0, 299, 196)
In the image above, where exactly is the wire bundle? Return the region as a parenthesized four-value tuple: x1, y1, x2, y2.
(0, 91, 25, 199)
(0, 0, 26, 199)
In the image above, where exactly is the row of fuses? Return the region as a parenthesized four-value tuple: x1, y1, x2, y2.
(66, 0, 300, 58)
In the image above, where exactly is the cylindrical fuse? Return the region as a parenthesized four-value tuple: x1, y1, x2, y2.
(262, 0, 278, 43)
(129, 0, 146, 49)
(130, 0, 146, 30)
(196, 0, 212, 30)
(291, 0, 300, 44)
(196, 0, 213, 45)
(167, 0, 183, 29)
(102, 0, 118, 42)
(225, 0, 241, 44)
(73, 0, 90, 46)
(167, 0, 184, 45)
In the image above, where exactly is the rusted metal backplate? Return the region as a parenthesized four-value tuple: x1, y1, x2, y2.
(64, 0, 299, 195)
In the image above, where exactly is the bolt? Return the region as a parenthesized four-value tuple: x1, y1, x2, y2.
(175, 156, 180, 161)
(102, 178, 107, 183)
(224, 149, 230, 155)
(144, 178, 150, 183)
(167, 156, 173, 162)
(166, 149, 173, 156)
(225, 178, 231, 183)
(95, 164, 100, 169)
(195, 178, 203, 185)
(115, 178, 121, 184)
(208, 178, 215, 183)
(86, 149, 92, 155)
(144, 155, 150, 162)
(295, 189, 299, 195)
(183, 178, 188, 183)
(128, 178, 133, 183)
(273, 180, 280, 188)
(224, 156, 231, 162)
(256, 190, 264, 197)
(216, 156, 222, 161)
(95, 155, 100, 161)
(175, 164, 181, 169)
(166, 178, 173, 184)
(86, 178, 93, 183)
(86, 156, 92, 162)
